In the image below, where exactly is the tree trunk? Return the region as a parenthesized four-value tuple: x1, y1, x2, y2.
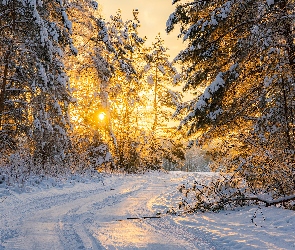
(0, 51, 10, 129)
(152, 52, 159, 132)
(278, 0, 295, 154)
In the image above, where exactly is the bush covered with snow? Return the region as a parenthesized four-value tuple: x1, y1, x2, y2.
(176, 173, 295, 213)
(0, 162, 104, 194)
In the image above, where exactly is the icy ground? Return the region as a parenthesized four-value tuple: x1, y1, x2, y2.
(0, 171, 294, 249)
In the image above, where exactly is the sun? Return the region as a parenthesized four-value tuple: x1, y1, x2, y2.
(98, 112, 106, 121)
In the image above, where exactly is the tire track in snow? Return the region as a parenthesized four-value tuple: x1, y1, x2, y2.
(1, 172, 218, 249)
(93, 173, 217, 249)
(56, 182, 147, 250)
(1, 175, 146, 249)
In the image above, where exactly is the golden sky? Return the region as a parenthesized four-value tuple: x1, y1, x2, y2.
(98, 0, 185, 59)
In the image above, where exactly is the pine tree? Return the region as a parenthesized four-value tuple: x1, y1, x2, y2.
(61, 0, 114, 171)
(0, 0, 76, 164)
(141, 34, 184, 168)
(144, 34, 181, 131)
(167, 0, 295, 195)
(77, 9, 146, 171)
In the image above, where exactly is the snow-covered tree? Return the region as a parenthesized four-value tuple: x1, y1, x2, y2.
(61, 1, 114, 171)
(74, 9, 146, 171)
(0, 0, 76, 164)
(81, 10, 185, 172)
(167, 0, 295, 196)
(141, 35, 184, 169)
(144, 34, 182, 131)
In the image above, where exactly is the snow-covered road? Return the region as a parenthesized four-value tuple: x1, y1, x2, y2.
(0, 172, 294, 249)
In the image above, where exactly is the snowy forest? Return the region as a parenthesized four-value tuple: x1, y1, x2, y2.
(1, 0, 295, 213)
(1, 1, 295, 249)
(0, 0, 186, 174)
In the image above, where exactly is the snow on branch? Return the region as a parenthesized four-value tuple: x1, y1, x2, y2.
(194, 72, 225, 111)
(233, 195, 295, 207)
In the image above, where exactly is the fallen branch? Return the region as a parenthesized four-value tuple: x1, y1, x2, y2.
(118, 216, 161, 221)
(234, 194, 295, 207)
(142, 216, 161, 219)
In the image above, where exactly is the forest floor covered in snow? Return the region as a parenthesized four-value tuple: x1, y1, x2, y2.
(0, 171, 294, 250)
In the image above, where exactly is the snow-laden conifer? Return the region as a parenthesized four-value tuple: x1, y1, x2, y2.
(167, 0, 295, 201)
(0, 0, 76, 164)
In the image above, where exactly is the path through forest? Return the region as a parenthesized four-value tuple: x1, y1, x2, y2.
(0, 172, 294, 249)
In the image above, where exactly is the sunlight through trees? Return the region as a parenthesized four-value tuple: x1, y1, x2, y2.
(0, 0, 294, 208)
(0, 1, 185, 174)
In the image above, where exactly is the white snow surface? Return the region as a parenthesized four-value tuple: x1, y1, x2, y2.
(0, 171, 294, 250)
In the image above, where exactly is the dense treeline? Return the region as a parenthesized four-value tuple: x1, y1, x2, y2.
(1, 0, 295, 208)
(0, 0, 184, 175)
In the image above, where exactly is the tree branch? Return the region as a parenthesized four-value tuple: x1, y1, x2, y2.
(234, 194, 295, 207)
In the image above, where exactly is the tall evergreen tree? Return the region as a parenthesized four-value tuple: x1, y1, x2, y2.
(168, 0, 295, 195)
(61, 0, 113, 171)
(144, 34, 181, 131)
(142, 35, 184, 168)
(81, 9, 147, 171)
(0, 0, 77, 164)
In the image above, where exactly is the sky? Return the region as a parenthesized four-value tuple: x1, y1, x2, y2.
(98, 0, 185, 59)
